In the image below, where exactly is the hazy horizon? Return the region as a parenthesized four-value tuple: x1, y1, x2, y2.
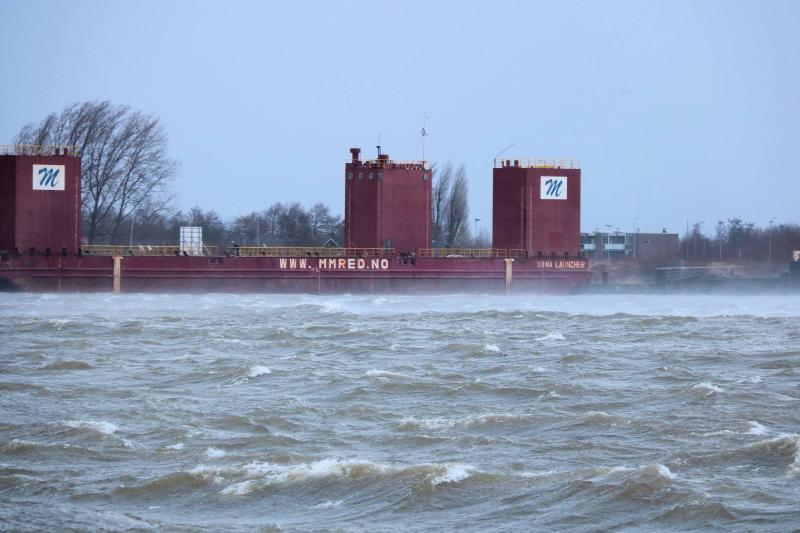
(2, 0, 798, 236)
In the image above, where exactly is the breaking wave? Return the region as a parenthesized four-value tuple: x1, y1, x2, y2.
(746, 421, 768, 436)
(176, 458, 483, 495)
(692, 382, 724, 397)
(246, 365, 271, 378)
(365, 369, 414, 381)
(537, 332, 565, 341)
(63, 420, 119, 435)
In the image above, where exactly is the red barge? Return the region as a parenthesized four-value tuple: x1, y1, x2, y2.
(0, 145, 589, 293)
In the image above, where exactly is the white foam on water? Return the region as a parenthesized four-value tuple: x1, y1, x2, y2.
(605, 465, 636, 474)
(206, 447, 226, 458)
(521, 469, 562, 479)
(431, 464, 476, 485)
(7, 439, 40, 449)
(693, 382, 723, 395)
(430, 464, 475, 485)
(398, 412, 531, 431)
(603, 463, 676, 482)
(537, 332, 565, 341)
(64, 420, 119, 435)
(214, 458, 391, 494)
(167, 443, 184, 450)
(318, 300, 344, 314)
(746, 421, 768, 436)
(484, 344, 500, 353)
(791, 443, 800, 476)
(365, 369, 413, 381)
(48, 319, 72, 330)
(247, 366, 271, 378)
(311, 500, 343, 509)
(583, 411, 615, 423)
(12, 292, 800, 320)
(733, 375, 763, 384)
(215, 337, 249, 346)
(220, 479, 258, 495)
(398, 416, 454, 430)
(3, 439, 73, 452)
(655, 464, 677, 480)
(701, 429, 735, 437)
(205, 457, 484, 495)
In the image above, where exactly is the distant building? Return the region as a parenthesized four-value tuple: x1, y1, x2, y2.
(581, 230, 680, 262)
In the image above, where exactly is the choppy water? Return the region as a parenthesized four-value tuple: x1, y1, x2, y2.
(1, 293, 799, 531)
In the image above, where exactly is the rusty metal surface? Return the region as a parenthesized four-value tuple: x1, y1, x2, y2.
(344, 148, 431, 255)
(0, 254, 589, 293)
(0, 154, 82, 255)
(492, 164, 581, 257)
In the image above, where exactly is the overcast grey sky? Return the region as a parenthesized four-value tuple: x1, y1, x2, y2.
(2, 1, 798, 235)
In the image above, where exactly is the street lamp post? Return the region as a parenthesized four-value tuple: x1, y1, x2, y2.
(633, 217, 639, 259)
(685, 219, 689, 261)
(768, 219, 774, 264)
(474, 218, 480, 246)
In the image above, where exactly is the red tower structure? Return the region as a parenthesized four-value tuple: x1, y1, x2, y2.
(492, 158, 581, 257)
(0, 147, 81, 256)
(344, 147, 431, 255)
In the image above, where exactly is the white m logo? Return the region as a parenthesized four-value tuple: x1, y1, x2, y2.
(32, 165, 66, 191)
(540, 176, 567, 200)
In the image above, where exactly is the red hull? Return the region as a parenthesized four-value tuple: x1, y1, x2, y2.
(0, 255, 589, 294)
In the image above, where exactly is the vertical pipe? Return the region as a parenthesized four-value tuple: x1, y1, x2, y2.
(505, 258, 513, 293)
(112, 255, 122, 294)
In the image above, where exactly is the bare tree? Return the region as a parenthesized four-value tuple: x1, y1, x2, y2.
(431, 162, 452, 245)
(262, 203, 284, 245)
(226, 202, 343, 247)
(277, 203, 313, 244)
(445, 165, 469, 246)
(431, 162, 470, 247)
(230, 212, 262, 245)
(308, 203, 342, 244)
(15, 101, 178, 243)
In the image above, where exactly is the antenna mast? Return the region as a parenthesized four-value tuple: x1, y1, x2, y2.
(421, 113, 429, 168)
(493, 142, 516, 165)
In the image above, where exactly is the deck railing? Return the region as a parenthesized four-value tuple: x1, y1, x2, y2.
(226, 246, 396, 258)
(0, 144, 82, 157)
(78, 244, 577, 260)
(494, 158, 579, 169)
(81, 245, 218, 256)
(361, 159, 427, 169)
(418, 248, 509, 258)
